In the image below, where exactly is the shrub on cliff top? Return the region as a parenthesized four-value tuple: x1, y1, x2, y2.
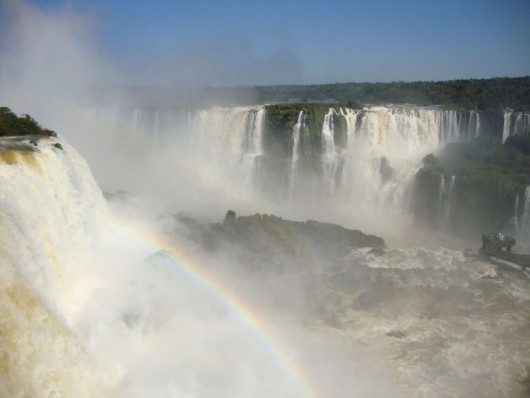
(0, 107, 56, 137)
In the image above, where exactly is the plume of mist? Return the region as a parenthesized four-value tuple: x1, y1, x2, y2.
(0, 0, 302, 209)
(0, 0, 112, 121)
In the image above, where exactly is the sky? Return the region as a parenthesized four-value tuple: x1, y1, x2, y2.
(0, 0, 529, 86)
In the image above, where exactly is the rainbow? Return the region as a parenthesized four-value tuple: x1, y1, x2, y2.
(113, 215, 319, 398)
(83, 106, 323, 396)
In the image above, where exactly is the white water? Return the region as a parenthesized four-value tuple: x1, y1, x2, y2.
(515, 185, 530, 250)
(289, 111, 306, 197)
(0, 137, 106, 397)
(327, 106, 476, 233)
(84, 105, 481, 233)
(503, 111, 530, 143)
(321, 108, 338, 195)
(1, 125, 530, 398)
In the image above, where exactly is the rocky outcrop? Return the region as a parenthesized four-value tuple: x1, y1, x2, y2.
(186, 211, 385, 273)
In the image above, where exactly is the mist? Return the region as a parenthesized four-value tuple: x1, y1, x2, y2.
(1, 1, 529, 398)
(0, 1, 400, 396)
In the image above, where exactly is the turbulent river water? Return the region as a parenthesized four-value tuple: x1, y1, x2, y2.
(0, 106, 529, 397)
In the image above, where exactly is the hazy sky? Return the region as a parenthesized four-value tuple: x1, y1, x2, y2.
(1, 0, 530, 86)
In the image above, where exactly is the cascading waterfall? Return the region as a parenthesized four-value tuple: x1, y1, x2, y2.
(502, 111, 511, 144)
(191, 106, 265, 192)
(467, 111, 480, 137)
(515, 185, 530, 249)
(2, 116, 530, 398)
(321, 109, 338, 195)
(240, 108, 265, 186)
(502, 110, 530, 143)
(289, 111, 306, 196)
(330, 106, 476, 225)
(0, 136, 106, 397)
(0, 135, 326, 398)
(83, 104, 486, 228)
(513, 113, 530, 136)
(88, 106, 190, 147)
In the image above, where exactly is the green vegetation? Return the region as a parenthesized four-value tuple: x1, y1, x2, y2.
(251, 76, 530, 112)
(254, 103, 351, 198)
(262, 103, 348, 176)
(101, 76, 530, 111)
(414, 135, 530, 236)
(0, 107, 56, 137)
(263, 103, 348, 154)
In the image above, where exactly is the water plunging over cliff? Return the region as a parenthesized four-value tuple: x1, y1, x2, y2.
(84, 104, 484, 231)
(503, 111, 530, 143)
(321, 109, 338, 195)
(2, 124, 530, 398)
(0, 137, 106, 397)
(289, 111, 306, 197)
(515, 185, 530, 249)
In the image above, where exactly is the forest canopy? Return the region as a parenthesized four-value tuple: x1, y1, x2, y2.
(97, 76, 530, 111)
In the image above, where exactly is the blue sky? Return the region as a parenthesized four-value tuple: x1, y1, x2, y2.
(3, 0, 530, 85)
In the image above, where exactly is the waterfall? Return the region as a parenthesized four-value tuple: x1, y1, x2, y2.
(0, 137, 106, 396)
(515, 186, 530, 249)
(240, 108, 265, 186)
(190, 106, 266, 192)
(503, 111, 530, 143)
(503, 111, 512, 143)
(84, 104, 488, 225)
(335, 106, 460, 218)
(321, 108, 338, 195)
(440, 110, 458, 142)
(289, 111, 306, 197)
(513, 113, 530, 136)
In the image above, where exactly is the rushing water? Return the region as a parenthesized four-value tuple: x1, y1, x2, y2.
(1, 132, 529, 398)
(289, 111, 306, 197)
(3, 104, 530, 397)
(84, 104, 482, 230)
(503, 111, 530, 143)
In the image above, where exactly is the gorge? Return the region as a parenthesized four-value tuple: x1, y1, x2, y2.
(1, 82, 530, 398)
(85, 102, 530, 248)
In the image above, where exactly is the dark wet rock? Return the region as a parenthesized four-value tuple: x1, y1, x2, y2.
(379, 156, 395, 183)
(385, 330, 406, 339)
(187, 212, 385, 275)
